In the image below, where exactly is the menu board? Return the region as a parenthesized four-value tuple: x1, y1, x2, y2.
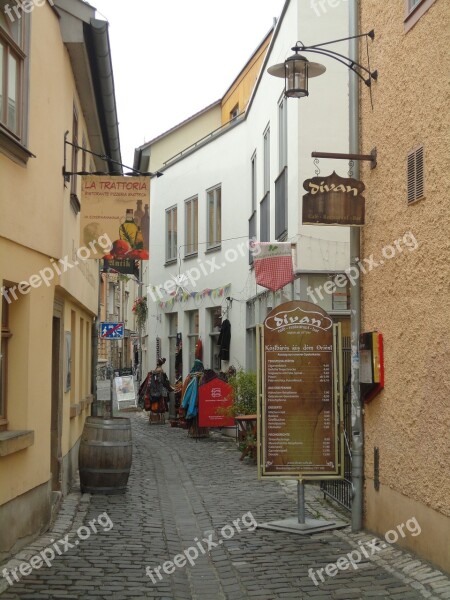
(261, 301, 338, 477)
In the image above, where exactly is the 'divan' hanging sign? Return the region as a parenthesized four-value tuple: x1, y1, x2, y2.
(302, 171, 365, 226)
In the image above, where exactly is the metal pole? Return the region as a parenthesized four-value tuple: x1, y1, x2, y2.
(297, 480, 306, 524)
(349, 0, 363, 532)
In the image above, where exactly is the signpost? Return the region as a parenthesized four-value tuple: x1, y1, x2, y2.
(100, 322, 124, 339)
(257, 301, 345, 534)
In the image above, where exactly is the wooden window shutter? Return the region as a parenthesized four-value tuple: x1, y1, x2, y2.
(407, 145, 424, 203)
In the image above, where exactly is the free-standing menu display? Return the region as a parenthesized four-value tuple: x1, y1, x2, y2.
(261, 301, 340, 478)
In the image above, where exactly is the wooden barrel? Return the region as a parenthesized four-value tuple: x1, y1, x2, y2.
(78, 417, 132, 494)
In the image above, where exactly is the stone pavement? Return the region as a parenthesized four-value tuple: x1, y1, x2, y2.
(1, 411, 449, 600)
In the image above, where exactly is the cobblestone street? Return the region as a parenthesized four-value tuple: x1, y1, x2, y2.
(1, 412, 449, 600)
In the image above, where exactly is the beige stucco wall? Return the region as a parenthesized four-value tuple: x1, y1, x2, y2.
(1, 2, 98, 517)
(360, 0, 450, 572)
(0, 240, 54, 505)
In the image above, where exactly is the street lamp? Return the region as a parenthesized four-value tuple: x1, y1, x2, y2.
(267, 47, 326, 98)
(267, 28, 377, 534)
(267, 31, 377, 98)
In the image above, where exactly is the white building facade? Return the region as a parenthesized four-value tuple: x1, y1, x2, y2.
(139, 0, 353, 381)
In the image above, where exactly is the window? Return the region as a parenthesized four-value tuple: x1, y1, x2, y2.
(166, 205, 177, 262)
(208, 307, 222, 371)
(0, 1, 31, 162)
(260, 193, 270, 243)
(82, 133, 87, 173)
(185, 196, 198, 256)
(0, 1, 23, 136)
(248, 211, 256, 265)
(70, 105, 80, 213)
(167, 313, 178, 381)
(275, 167, 287, 240)
(278, 96, 287, 172)
(407, 145, 424, 203)
(332, 276, 350, 310)
(207, 186, 221, 249)
(70, 311, 76, 403)
(187, 310, 199, 368)
(1, 289, 12, 425)
(246, 300, 256, 372)
(404, 0, 437, 31)
(263, 125, 270, 194)
(251, 151, 257, 213)
(230, 104, 239, 121)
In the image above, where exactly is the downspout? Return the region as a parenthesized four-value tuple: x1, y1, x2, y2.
(349, 0, 363, 532)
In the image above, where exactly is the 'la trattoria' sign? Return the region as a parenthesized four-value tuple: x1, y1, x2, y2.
(302, 171, 365, 226)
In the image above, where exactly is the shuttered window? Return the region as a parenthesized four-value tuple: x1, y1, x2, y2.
(407, 146, 424, 203)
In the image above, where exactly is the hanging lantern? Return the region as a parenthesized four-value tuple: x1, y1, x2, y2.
(267, 44, 326, 99)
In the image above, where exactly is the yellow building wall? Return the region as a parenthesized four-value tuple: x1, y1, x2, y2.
(148, 103, 222, 173)
(0, 3, 98, 514)
(360, 0, 450, 572)
(221, 32, 272, 124)
(0, 240, 54, 505)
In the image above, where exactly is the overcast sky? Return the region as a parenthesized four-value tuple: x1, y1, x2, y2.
(92, 0, 286, 167)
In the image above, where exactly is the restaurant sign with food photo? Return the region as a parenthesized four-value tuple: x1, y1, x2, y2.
(80, 175, 150, 261)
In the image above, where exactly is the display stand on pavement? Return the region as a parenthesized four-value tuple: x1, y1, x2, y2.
(114, 376, 137, 410)
(258, 480, 347, 535)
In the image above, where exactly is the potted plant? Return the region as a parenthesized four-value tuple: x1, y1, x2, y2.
(227, 369, 257, 416)
(221, 369, 257, 460)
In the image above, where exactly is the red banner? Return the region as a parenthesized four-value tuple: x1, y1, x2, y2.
(198, 378, 234, 428)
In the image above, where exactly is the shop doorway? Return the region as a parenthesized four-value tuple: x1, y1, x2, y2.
(51, 309, 63, 491)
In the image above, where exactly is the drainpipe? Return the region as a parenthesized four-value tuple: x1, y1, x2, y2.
(349, 0, 363, 532)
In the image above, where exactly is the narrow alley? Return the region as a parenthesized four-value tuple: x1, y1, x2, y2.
(1, 413, 448, 600)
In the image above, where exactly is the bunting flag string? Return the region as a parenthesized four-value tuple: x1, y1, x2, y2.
(153, 284, 231, 310)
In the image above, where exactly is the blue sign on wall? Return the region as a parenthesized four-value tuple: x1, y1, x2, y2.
(100, 322, 125, 339)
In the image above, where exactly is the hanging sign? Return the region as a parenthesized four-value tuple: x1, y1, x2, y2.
(81, 175, 150, 260)
(259, 301, 343, 479)
(103, 258, 139, 277)
(198, 378, 235, 428)
(302, 171, 365, 226)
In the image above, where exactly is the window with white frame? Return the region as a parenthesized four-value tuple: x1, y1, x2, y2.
(260, 193, 270, 243)
(207, 186, 221, 249)
(0, 289, 11, 426)
(185, 196, 198, 256)
(187, 310, 199, 368)
(251, 151, 257, 213)
(0, 1, 25, 138)
(278, 96, 287, 172)
(404, 0, 437, 31)
(166, 205, 177, 262)
(263, 125, 270, 194)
